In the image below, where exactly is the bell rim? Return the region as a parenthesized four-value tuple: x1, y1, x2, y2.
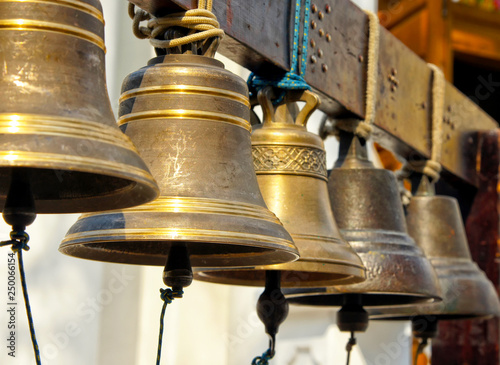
(59, 236, 300, 268)
(284, 291, 442, 307)
(0, 113, 159, 212)
(193, 262, 366, 288)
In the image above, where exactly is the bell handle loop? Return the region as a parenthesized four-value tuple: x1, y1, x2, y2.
(292, 90, 320, 127)
(257, 87, 320, 127)
(257, 86, 276, 126)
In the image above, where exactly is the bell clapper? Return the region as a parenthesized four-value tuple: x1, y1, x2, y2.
(163, 244, 194, 294)
(255, 271, 289, 362)
(156, 245, 193, 364)
(336, 295, 369, 365)
(1, 170, 41, 364)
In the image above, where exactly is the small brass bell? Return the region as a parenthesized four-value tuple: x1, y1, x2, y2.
(369, 175, 500, 338)
(0, 0, 159, 212)
(195, 88, 366, 287)
(60, 54, 298, 267)
(286, 132, 441, 307)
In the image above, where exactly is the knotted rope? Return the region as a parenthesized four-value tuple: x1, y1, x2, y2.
(128, 0, 224, 54)
(345, 331, 357, 365)
(397, 63, 446, 203)
(0, 230, 41, 365)
(331, 10, 379, 140)
(247, 0, 312, 104)
(156, 288, 183, 365)
(252, 348, 274, 365)
(404, 64, 445, 182)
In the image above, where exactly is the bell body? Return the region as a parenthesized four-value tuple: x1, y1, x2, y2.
(370, 194, 500, 320)
(60, 55, 298, 267)
(286, 133, 441, 306)
(0, 0, 158, 213)
(195, 91, 366, 287)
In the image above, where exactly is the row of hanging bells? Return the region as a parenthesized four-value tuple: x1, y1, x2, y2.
(2, 0, 499, 364)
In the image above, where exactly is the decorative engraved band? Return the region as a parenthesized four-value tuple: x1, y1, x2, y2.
(0, 19, 105, 50)
(252, 145, 327, 180)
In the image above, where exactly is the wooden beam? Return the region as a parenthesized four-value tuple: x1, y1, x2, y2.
(126, 0, 498, 187)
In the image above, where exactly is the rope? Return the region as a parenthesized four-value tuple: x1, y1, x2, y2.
(128, 0, 224, 52)
(345, 331, 357, 365)
(251, 348, 273, 365)
(156, 288, 183, 365)
(399, 63, 445, 186)
(247, 0, 312, 104)
(413, 337, 428, 365)
(0, 230, 41, 365)
(406, 64, 445, 182)
(332, 10, 379, 140)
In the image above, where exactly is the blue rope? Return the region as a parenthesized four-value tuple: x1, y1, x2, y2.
(0, 230, 41, 365)
(156, 288, 183, 365)
(252, 348, 273, 365)
(247, 0, 312, 104)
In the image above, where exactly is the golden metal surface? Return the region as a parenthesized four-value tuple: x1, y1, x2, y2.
(0, 0, 105, 21)
(285, 133, 441, 305)
(0, 0, 159, 213)
(119, 85, 250, 107)
(194, 89, 366, 287)
(60, 55, 298, 268)
(118, 110, 251, 131)
(0, 19, 105, 49)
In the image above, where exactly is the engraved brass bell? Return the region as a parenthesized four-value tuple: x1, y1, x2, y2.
(60, 55, 298, 267)
(195, 88, 366, 287)
(286, 132, 441, 307)
(0, 0, 159, 212)
(369, 175, 500, 336)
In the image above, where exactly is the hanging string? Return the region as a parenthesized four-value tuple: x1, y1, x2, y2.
(413, 337, 428, 365)
(128, 0, 224, 53)
(247, 0, 312, 104)
(251, 348, 273, 365)
(156, 288, 183, 365)
(331, 10, 379, 140)
(345, 331, 357, 365)
(0, 230, 41, 365)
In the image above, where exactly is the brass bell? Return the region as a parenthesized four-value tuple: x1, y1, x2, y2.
(369, 175, 500, 337)
(286, 132, 441, 306)
(60, 54, 298, 267)
(0, 0, 159, 212)
(194, 88, 366, 287)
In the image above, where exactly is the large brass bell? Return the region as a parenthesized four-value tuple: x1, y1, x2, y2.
(369, 175, 500, 335)
(0, 0, 159, 212)
(286, 132, 441, 306)
(195, 88, 366, 287)
(59, 54, 298, 267)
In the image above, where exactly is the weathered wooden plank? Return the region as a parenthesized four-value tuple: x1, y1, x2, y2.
(126, 0, 498, 187)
